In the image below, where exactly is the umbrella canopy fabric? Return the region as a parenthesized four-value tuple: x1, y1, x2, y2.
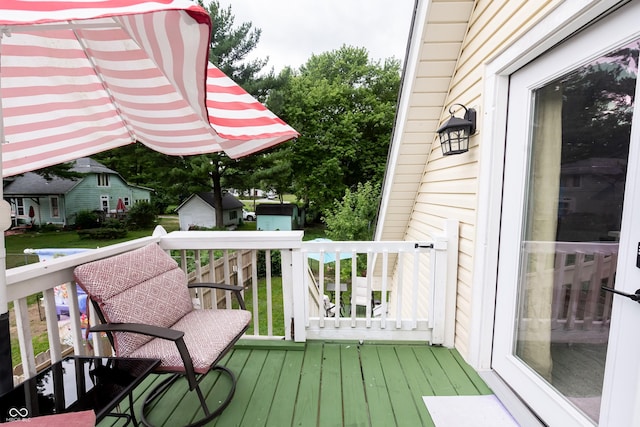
(206, 64, 298, 158)
(0, 1, 298, 177)
(0, 0, 298, 393)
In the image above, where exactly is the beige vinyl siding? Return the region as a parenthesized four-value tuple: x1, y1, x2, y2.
(381, 0, 560, 358)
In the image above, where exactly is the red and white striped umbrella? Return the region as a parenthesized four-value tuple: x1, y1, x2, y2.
(0, 0, 298, 393)
(0, 0, 298, 177)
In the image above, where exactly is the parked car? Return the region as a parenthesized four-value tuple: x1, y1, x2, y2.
(243, 209, 255, 221)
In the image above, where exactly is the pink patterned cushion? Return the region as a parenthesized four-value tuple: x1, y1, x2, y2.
(4, 410, 95, 426)
(130, 308, 251, 374)
(74, 244, 193, 356)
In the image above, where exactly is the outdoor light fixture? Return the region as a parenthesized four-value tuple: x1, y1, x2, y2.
(437, 103, 477, 155)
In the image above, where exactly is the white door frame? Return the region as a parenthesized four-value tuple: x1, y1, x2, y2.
(470, 0, 640, 426)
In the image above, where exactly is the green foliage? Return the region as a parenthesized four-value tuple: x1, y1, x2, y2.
(103, 218, 125, 229)
(323, 181, 381, 241)
(32, 161, 83, 181)
(125, 201, 157, 230)
(257, 250, 282, 278)
(277, 46, 401, 219)
(77, 228, 127, 240)
(43, 223, 60, 232)
(75, 210, 100, 229)
(206, 1, 267, 87)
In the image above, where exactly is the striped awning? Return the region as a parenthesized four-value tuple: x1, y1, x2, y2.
(0, 0, 298, 177)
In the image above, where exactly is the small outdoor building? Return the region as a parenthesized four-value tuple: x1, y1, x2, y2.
(175, 192, 244, 231)
(256, 203, 299, 231)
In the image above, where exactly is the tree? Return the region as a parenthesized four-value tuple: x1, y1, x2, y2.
(277, 46, 401, 219)
(32, 162, 83, 181)
(323, 181, 381, 241)
(206, 1, 267, 86)
(188, 1, 273, 227)
(561, 45, 637, 164)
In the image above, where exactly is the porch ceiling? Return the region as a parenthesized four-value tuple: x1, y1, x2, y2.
(378, 0, 475, 241)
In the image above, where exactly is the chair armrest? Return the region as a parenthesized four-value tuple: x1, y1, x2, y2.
(90, 322, 184, 341)
(90, 322, 198, 389)
(188, 282, 247, 310)
(188, 282, 242, 292)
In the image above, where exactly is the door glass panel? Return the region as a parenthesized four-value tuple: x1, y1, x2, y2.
(515, 40, 639, 422)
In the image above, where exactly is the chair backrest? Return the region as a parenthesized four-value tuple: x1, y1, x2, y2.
(352, 277, 370, 307)
(74, 244, 193, 357)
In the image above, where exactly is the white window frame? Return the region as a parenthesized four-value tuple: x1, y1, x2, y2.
(49, 196, 60, 218)
(100, 195, 109, 212)
(15, 198, 24, 216)
(97, 173, 109, 187)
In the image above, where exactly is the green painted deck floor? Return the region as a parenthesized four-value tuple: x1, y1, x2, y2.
(99, 341, 493, 427)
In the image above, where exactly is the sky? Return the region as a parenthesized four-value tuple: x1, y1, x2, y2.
(214, 1, 416, 73)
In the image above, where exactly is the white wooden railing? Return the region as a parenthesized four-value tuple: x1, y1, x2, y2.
(8, 223, 458, 384)
(522, 241, 618, 344)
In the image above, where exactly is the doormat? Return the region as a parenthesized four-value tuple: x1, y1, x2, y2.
(422, 395, 520, 426)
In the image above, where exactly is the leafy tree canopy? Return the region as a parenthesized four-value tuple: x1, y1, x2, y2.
(323, 181, 381, 241)
(277, 46, 400, 219)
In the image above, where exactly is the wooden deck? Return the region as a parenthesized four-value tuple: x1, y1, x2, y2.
(98, 341, 492, 427)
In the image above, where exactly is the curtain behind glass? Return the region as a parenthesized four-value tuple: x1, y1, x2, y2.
(516, 84, 563, 381)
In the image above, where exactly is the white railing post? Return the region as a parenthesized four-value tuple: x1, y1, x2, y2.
(288, 248, 306, 342)
(444, 219, 459, 347)
(430, 220, 459, 346)
(281, 249, 293, 339)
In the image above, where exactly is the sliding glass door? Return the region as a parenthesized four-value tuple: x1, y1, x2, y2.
(493, 3, 640, 425)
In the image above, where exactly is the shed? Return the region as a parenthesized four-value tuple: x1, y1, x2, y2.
(175, 192, 243, 230)
(256, 203, 299, 231)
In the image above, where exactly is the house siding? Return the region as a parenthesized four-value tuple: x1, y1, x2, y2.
(178, 197, 215, 230)
(65, 174, 135, 224)
(380, 0, 560, 358)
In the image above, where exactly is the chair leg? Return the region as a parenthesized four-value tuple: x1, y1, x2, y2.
(140, 366, 237, 427)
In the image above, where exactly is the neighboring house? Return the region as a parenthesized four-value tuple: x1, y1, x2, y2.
(3, 157, 152, 228)
(376, 1, 639, 426)
(255, 203, 299, 231)
(176, 192, 244, 231)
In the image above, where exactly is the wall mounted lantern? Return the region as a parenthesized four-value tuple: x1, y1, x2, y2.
(437, 104, 477, 155)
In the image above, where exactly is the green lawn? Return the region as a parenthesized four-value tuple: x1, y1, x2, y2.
(242, 277, 285, 336)
(6, 216, 180, 268)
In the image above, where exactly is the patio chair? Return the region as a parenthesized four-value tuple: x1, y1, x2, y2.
(352, 277, 382, 316)
(73, 243, 251, 427)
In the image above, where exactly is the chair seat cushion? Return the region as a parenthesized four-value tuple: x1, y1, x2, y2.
(130, 308, 251, 374)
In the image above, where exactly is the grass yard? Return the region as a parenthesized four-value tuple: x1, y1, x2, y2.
(6, 215, 180, 268)
(242, 277, 285, 336)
